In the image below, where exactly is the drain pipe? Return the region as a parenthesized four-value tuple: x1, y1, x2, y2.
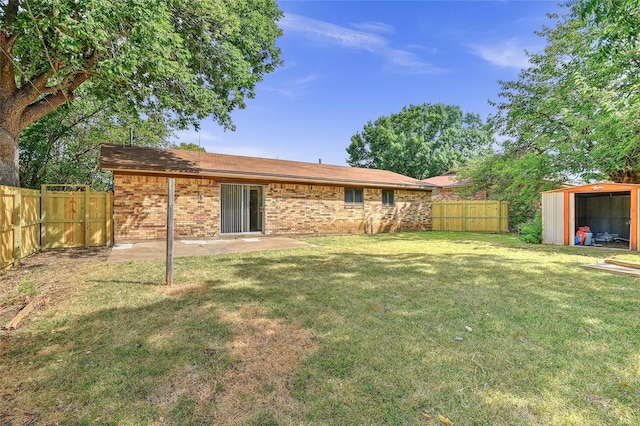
(370, 216, 374, 235)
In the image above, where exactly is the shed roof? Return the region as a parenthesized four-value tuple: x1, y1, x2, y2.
(543, 182, 640, 194)
(100, 144, 434, 190)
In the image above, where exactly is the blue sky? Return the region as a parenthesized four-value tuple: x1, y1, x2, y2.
(174, 0, 563, 166)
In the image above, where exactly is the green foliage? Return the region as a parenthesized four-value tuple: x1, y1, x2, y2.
(462, 1, 640, 226)
(4, 0, 282, 129)
(16, 278, 37, 297)
(1, 0, 283, 186)
(19, 93, 172, 190)
(518, 211, 543, 244)
(346, 103, 493, 179)
(172, 142, 206, 152)
(576, 0, 640, 51)
(490, 2, 640, 183)
(458, 151, 562, 227)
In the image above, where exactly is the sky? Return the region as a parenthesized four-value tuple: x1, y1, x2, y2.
(173, 0, 564, 167)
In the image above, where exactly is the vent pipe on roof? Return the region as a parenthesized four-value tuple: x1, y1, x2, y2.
(319, 158, 322, 164)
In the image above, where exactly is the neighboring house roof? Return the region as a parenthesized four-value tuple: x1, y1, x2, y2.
(100, 144, 435, 190)
(421, 172, 469, 188)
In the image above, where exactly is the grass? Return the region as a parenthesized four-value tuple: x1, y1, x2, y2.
(1, 232, 639, 425)
(2, 278, 38, 307)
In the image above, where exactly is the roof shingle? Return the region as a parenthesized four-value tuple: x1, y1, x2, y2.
(100, 144, 434, 190)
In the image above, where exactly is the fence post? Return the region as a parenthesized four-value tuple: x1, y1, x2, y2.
(462, 201, 467, 232)
(106, 192, 112, 246)
(84, 185, 90, 248)
(41, 185, 47, 249)
(166, 178, 175, 285)
(13, 188, 21, 266)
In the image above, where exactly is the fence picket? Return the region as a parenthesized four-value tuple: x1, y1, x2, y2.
(431, 200, 509, 233)
(0, 185, 113, 269)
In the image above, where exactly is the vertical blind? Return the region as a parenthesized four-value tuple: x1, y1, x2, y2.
(220, 184, 248, 234)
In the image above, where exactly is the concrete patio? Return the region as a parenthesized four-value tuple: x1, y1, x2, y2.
(106, 236, 312, 262)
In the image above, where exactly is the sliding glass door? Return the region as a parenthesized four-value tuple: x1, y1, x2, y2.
(220, 184, 264, 234)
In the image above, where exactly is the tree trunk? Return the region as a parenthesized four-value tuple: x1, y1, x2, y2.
(0, 127, 20, 187)
(609, 170, 640, 184)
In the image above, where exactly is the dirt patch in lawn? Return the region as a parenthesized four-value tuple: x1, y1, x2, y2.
(155, 307, 318, 424)
(0, 248, 110, 329)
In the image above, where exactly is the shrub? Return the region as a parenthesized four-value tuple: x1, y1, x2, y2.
(518, 211, 542, 244)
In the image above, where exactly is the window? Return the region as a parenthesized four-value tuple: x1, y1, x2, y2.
(345, 188, 363, 204)
(382, 190, 394, 206)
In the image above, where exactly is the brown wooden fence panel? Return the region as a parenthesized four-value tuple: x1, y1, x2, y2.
(432, 200, 509, 233)
(0, 186, 15, 269)
(20, 188, 41, 258)
(0, 185, 112, 269)
(0, 186, 41, 268)
(87, 191, 113, 247)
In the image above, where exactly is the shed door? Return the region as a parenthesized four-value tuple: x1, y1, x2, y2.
(542, 192, 565, 245)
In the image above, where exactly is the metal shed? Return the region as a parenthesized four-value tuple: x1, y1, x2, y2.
(542, 183, 640, 250)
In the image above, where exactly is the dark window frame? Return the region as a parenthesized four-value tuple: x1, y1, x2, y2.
(382, 190, 395, 206)
(344, 187, 364, 204)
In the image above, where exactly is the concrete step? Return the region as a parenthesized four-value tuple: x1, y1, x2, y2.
(581, 262, 640, 277)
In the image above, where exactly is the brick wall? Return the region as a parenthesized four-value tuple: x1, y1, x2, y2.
(113, 173, 432, 241)
(113, 174, 219, 241)
(265, 184, 431, 235)
(432, 187, 487, 201)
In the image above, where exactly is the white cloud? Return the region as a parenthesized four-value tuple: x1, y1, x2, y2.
(470, 39, 532, 69)
(280, 14, 387, 51)
(293, 74, 319, 85)
(261, 86, 296, 98)
(261, 73, 319, 99)
(350, 21, 394, 34)
(280, 13, 443, 74)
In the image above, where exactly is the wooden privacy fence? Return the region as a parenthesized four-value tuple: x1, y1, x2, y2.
(431, 200, 509, 233)
(0, 185, 112, 269)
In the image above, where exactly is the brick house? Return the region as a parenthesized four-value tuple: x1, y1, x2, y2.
(100, 145, 435, 242)
(422, 172, 487, 201)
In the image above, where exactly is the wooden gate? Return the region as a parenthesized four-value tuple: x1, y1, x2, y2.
(431, 200, 509, 233)
(0, 185, 112, 269)
(41, 185, 113, 249)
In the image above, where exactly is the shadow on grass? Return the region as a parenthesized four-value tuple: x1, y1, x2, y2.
(1, 290, 236, 424)
(190, 246, 638, 424)
(2, 234, 638, 425)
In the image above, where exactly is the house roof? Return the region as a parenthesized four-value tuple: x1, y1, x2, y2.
(421, 172, 469, 188)
(100, 144, 435, 190)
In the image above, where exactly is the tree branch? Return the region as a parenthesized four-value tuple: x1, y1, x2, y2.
(2, 0, 19, 26)
(20, 70, 91, 128)
(19, 68, 57, 100)
(18, 51, 97, 129)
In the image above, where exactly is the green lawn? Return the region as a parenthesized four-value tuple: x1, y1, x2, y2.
(2, 232, 639, 425)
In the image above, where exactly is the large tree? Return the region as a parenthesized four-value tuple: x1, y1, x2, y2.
(19, 92, 172, 190)
(459, 0, 640, 227)
(489, 1, 640, 183)
(0, 0, 282, 187)
(346, 103, 492, 180)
